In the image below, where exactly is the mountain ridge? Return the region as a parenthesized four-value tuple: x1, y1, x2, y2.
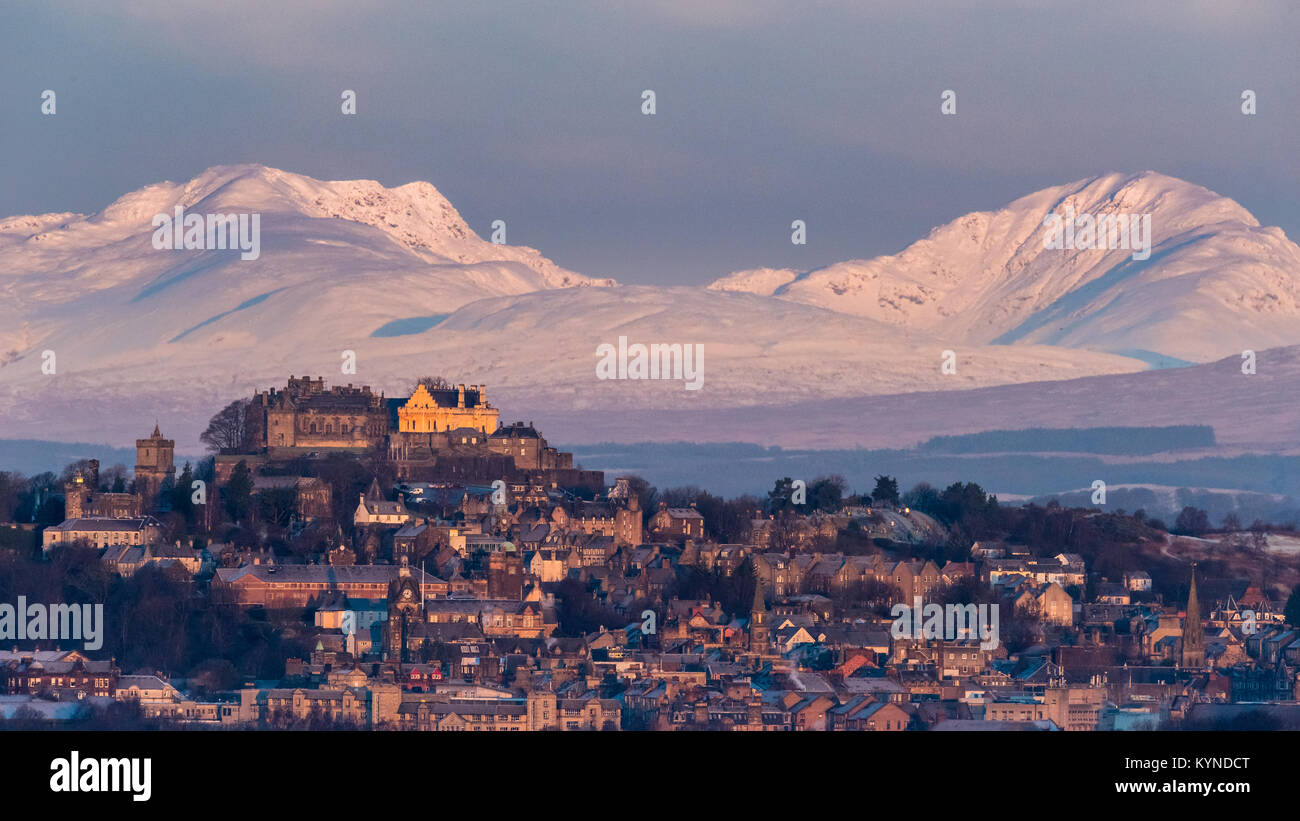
(1, 165, 1296, 453)
(709, 171, 1300, 363)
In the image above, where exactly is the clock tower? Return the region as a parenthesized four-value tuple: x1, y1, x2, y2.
(386, 557, 421, 663)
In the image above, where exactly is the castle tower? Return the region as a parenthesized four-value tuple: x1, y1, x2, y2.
(749, 567, 770, 653)
(1182, 562, 1205, 668)
(64, 470, 90, 519)
(134, 423, 175, 508)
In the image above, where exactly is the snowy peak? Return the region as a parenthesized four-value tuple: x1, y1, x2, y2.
(0, 165, 622, 374)
(707, 267, 800, 295)
(709, 171, 1300, 362)
(1, 164, 615, 288)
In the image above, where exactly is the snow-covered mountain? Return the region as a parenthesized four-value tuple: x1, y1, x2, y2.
(0, 166, 1296, 453)
(0, 163, 612, 369)
(710, 172, 1300, 364)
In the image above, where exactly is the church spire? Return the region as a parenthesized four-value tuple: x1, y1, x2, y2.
(748, 563, 769, 654)
(1182, 562, 1205, 668)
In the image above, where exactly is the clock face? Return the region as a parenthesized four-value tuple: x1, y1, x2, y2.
(401, 588, 413, 601)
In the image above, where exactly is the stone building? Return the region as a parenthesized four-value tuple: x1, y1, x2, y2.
(0, 650, 119, 699)
(397, 383, 497, 435)
(255, 375, 391, 454)
(212, 563, 447, 608)
(134, 424, 175, 506)
(64, 463, 142, 519)
(486, 421, 572, 471)
(354, 478, 412, 527)
(649, 503, 705, 542)
(42, 516, 163, 552)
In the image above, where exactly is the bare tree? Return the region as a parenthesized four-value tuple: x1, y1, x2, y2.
(1249, 519, 1270, 552)
(411, 376, 452, 393)
(201, 399, 255, 453)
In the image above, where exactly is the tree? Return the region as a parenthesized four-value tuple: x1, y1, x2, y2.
(871, 475, 901, 507)
(14, 471, 59, 524)
(187, 659, 238, 695)
(766, 510, 803, 554)
(808, 475, 846, 513)
(258, 486, 298, 528)
(1173, 506, 1210, 536)
(104, 463, 129, 492)
(60, 459, 99, 486)
(170, 462, 195, 524)
(411, 376, 451, 392)
(1249, 520, 1270, 552)
(708, 495, 758, 543)
(901, 482, 939, 517)
(35, 491, 64, 526)
(1286, 588, 1300, 629)
(223, 461, 254, 523)
(0, 471, 25, 522)
(317, 454, 372, 527)
(767, 478, 799, 514)
(202, 399, 256, 453)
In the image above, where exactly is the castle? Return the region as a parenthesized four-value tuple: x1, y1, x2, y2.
(254, 375, 391, 454)
(229, 376, 600, 491)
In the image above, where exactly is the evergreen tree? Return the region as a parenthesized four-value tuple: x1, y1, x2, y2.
(171, 462, 195, 524)
(1286, 588, 1300, 629)
(767, 477, 799, 514)
(224, 460, 254, 523)
(871, 475, 901, 506)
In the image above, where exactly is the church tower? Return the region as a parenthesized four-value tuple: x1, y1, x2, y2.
(386, 557, 421, 664)
(749, 568, 770, 653)
(134, 423, 175, 508)
(1181, 562, 1205, 668)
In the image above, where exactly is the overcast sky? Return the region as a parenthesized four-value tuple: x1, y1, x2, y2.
(2, 0, 1297, 285)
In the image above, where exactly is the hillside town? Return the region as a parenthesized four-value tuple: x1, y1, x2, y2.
(2, 375, 1299, 732)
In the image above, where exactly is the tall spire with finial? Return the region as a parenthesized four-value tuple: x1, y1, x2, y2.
(1182, 562, 1205, 668)
(749, 562, 769, 653)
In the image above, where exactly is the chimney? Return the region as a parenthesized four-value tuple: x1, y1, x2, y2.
(457, 385, 466, 408)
